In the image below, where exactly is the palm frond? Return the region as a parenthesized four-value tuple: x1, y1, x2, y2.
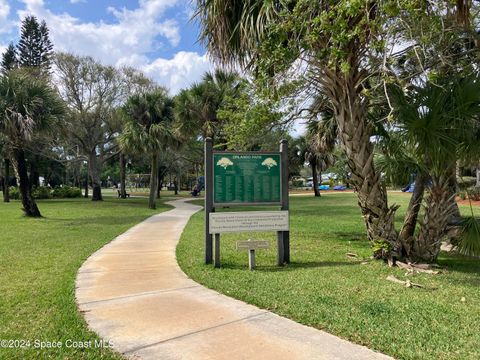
(457, 216, 480, 257)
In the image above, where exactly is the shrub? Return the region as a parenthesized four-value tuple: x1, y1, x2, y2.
(292, 179, 305, 188)
(32, 186, 52, 199)
(52, 186, 82, 198)
(8, 186, 20, 200)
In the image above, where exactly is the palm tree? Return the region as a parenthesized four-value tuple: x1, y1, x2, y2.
(120, 89, 175, 209)
(174, 69, 239, 141)
(300, 96, 338, 197)
(298, 137, 321, 197)
(195, 1, 402, 255)
(0, 69, 64, 216)
(388, 76, 480, 261)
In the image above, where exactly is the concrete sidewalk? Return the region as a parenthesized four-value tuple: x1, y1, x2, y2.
(76, 199, 393, 360)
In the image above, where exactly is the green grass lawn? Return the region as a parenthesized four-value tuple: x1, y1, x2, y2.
(0, 197, 172, 359)
(177, 193, 480, 360)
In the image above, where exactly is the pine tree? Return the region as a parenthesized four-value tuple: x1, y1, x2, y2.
(16, 16, 53, 74)
(38, 21, 53, 69)
(1, 43, 18, 74)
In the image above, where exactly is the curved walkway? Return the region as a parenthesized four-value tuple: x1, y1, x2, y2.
(76, 198, 392, 360)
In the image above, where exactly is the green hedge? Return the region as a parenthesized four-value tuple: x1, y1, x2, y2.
(51, 186, 82, 198)
(33, 186, 53, 199)
(9, 186, 83, 200)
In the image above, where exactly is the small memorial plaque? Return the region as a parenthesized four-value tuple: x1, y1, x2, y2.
(236, 240, 270, 250)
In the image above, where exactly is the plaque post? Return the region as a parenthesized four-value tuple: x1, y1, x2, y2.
(205, 138, 214, 264)
(214, 233, 221, 268)
(277, 139, 290, 265)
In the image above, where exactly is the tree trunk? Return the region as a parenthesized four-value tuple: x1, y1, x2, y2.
(398, 172, 427, 257)
(324, 68, 399, 258)
(444, 165, 460, 221)
(156, 166, 162, 199)
(84, 165, 89, 198)
(311, 157, 320, 197)
(88, 151, 103, 201)
(119, 152, 127, 199)
(414, 176, 457, 262)
(174, 177, 178, 195)
(149, 153, 158, 209)
(30, 155, 40, 188)
(3, 158, 10, 203)
(12, 149, 41, 217)
(476, 162, 480, 187)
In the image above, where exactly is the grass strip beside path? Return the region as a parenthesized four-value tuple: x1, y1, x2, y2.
(0, 197, 172, 359)
(177, 193, 480, 360)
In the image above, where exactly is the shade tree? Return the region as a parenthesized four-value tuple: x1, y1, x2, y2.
(0, 69, 64, 216)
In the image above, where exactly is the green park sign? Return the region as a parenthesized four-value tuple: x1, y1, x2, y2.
(204, 139, 290, 268)
(213, 152, 281, 205)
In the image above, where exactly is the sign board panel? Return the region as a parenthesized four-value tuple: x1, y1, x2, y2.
(236, 240, 270, 250)
(213, 152, 281, 205)
(209, 211, 289, 234)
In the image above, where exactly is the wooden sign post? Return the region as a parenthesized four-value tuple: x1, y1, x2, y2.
(204, 138, 290, 268)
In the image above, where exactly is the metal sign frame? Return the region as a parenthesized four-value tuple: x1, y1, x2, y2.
(204, 138, 290, 268)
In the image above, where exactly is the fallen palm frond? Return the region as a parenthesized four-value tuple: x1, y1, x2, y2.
(386, 275, 425, 288)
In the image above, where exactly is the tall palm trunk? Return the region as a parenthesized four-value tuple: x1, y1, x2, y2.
(119, 152, 127, 199)
(149, 153, 158, 209)
(30, 154, 40, 188)
(88, 151, 103, 201)
(12, 149, 41, 217)
(157, 166, 169, 198)
(324, 68, 399, 257)
(3, 158, 10, 202)
(311, 157, 320, 197)
(398, 172, 427, 257)
(414, 176, 457, 262)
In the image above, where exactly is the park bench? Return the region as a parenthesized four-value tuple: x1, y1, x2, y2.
(117, 190, 130, 198)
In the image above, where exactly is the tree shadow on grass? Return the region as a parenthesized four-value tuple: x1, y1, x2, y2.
(438, 254, 480, 276)
(292, 206, 360, 218)
(218, 260, 360, 272)
(44, 215, 153, 226)
(330, 232, 367, 242)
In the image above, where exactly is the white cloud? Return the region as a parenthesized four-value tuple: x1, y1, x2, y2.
(143, 51, 213, 94)
(0, 0, 13, 32)
(70, 0, 86, 4)
(4, 0, 212, 94)
(16, 0, 181, 64)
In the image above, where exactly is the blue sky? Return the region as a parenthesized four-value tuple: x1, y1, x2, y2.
(0, 0, 213, 93)
(0, 0, 305, 135)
